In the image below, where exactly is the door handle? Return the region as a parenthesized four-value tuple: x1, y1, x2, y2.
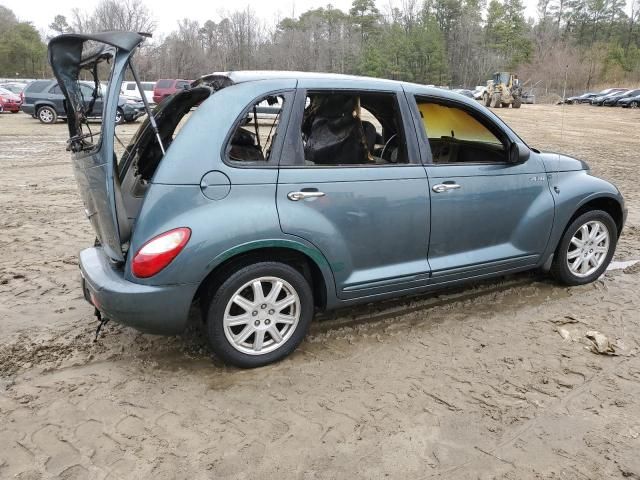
(432, 183, 461, 193)
(287, 191, 326, 201)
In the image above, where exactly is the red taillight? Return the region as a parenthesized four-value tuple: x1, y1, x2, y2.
(131, 227, 191, 278)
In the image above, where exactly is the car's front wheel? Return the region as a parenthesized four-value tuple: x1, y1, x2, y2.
(630, 101, 639, 109)
(551, 210, 617, 285)
(37, 106, 57, 124)
(205, 262, 314, 368)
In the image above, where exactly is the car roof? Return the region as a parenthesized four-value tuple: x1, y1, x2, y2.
(203, 70, 463, 100)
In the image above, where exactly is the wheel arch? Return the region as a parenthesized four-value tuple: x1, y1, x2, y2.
(571, 194, 625, 238)
(193, 241, 336, 315)
(34, 101, 58, 112)
(549, 194, 624, 262)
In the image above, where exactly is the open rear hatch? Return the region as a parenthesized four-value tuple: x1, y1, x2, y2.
(49, 32, 146, 262)
(49, 32, 235, 263)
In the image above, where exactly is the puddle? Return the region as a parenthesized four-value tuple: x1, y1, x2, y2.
(607, 259, 639, 271)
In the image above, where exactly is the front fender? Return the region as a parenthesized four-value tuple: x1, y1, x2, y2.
(544, 170, 624, 258)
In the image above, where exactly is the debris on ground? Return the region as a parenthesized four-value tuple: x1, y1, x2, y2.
(585, 330, 618, 355)
(557, 327, 572, 341)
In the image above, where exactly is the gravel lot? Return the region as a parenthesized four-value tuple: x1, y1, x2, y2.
(1, 104, 639, 479)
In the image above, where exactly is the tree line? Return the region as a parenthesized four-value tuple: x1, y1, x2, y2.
(1, 0, 639, 96)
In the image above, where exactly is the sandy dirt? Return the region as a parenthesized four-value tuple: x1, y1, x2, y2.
(1, 104, 639, 479)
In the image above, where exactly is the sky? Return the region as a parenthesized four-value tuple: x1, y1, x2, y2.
(3, 0, 543, 38)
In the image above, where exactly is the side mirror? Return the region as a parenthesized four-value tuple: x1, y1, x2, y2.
(509, 142, 530, 164)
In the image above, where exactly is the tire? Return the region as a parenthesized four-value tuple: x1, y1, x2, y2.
(512, 98, 522, 108)
(37, 106, 57, 124)
(483, 93, 491, 107)
(10, 110, 18, 114)
(115, 107, 125, 125)
(204, 262, 314, 368)
(490, 93, 501, 108)
(551, 210, 617, 286)
(631, 101, 639, 109)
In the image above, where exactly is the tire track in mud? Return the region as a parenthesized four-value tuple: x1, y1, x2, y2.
(0, 273, 562, 378)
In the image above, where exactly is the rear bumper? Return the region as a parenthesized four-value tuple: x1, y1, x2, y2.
(79, 247, 197, 335)
(21, 105, 35, 115)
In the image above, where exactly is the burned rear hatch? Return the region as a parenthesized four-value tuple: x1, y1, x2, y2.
(48, 32, 145, 262)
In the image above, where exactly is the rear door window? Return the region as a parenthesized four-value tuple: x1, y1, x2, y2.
(295, 90, 409, 166)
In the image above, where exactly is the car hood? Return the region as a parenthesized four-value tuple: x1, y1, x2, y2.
(540, 153, 589, 172)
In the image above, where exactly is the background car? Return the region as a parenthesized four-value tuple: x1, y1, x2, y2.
(152, 79, 191, 104)
(0, 81, 28, 97)
(603, 89, 640, 106)
(20, 79, 145, 124)
(617, 93, 640, 108)
(590, 88, 628, 105)
(452, 88, 475, 98)
(473, 85, 486, 100)
(565, 92, 597, 104)
(121, 81, 155, 104)
(608, 88, 640, 106)
(0, 86, 22, 113)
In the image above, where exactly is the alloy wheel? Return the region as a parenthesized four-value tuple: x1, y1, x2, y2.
(222, 276, 301, 355)
(631, 101, 639, 108)
(39, 108, 53, 123)
(566, 220, 610, 277)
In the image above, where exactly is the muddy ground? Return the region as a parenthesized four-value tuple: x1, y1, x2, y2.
(1, 104, 639, 479)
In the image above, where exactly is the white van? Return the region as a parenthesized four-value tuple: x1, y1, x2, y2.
(121, 81, 156, 104)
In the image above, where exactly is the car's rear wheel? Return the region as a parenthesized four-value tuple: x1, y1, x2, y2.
(115, 107, 125, 125)
(37, 106, 57, 124)
(551, 210, 617, 286)
(205, 262, 314, 368)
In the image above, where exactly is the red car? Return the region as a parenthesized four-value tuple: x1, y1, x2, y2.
(0, 86, 22, 113)
(152, 79, 191, 104)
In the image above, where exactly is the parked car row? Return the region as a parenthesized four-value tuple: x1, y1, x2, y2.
(1, 77, 198, 123)
(565, 87, 640, 107)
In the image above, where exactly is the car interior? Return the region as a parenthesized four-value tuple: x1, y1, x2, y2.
(417, 100, 508, 164)
(227, 95, 285, 163)
(300, 92, 408, 166)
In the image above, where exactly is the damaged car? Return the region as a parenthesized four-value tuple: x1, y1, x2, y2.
(49, 32, 627, 368)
